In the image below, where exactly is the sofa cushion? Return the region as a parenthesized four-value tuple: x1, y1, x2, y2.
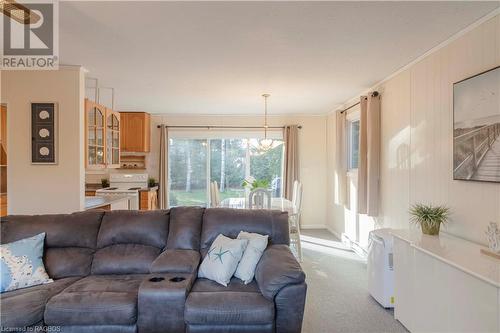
(92, 211, 169, 274)
(44, 275, 145, 326)
(200, 209, 289, 252)
(166, 207, 204, 250)
(45, 247, 94, 279)
(0, 277, 80, 328)
(150, 249, 200, 274)
(185, 324, 274, 333)
(185, 278, 274, 325)
(1, 211, 103, 248)
(1, 212, 104, 278)
(47, 325, 137, 333)
(97, 211, 169, 249)
(92, 244, 161, 275)
(191, 277, 260, 293)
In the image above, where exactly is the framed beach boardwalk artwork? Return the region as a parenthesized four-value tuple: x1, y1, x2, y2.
(453, 66, 500, 182)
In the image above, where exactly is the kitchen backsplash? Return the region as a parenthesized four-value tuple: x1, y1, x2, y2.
(85, 170, 109, 184)
(85, 169, 150, 184)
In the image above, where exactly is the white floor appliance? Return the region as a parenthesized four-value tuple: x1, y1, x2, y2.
(95, 173, 148, 210)
(367, 228, 394, 308)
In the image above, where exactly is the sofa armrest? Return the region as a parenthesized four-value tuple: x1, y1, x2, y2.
(255, 244, 305, 300)
(150, 249, 200, 274)
(138, 272, 196, 333)
(275, 283, 307, 333)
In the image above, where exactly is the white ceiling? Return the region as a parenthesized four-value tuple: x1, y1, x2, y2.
(60, 1, 500, 115)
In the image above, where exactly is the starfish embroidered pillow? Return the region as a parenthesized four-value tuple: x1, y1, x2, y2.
(1, 233, 53, 293)
(198, 234, 249, 286)
(234, 231, 269, 284)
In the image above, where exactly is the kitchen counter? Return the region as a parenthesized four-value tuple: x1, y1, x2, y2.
(84, 195, 129, 210)
(86, 184, 157, 192)
(85, 183, 104, 191)
(139, 186, 158, 192)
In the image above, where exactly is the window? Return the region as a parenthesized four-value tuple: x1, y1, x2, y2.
(348, 119, 360, 170)
(168, 134, 284, 207)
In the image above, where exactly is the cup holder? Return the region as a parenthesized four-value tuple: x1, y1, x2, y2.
(149, 277, 165, 283)
(169, 277, 186, 283)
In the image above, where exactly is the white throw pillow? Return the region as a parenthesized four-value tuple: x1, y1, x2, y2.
(234, 231, 269, 284)
(198, 234, 249, 286)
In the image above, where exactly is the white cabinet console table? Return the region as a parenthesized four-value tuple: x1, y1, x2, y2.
(392, 230, 500, 333)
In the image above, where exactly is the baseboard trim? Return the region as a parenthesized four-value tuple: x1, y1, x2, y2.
(301, 224, 327, 230)
(326, 226, 342, 240)
(350, 241, 368, 259)
(341, 233, 368, 259)
(303, 225, 368, 258)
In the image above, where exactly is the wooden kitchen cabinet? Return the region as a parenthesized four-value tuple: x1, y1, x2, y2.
(85, 99, 121, 169)
(0, 194, 6, 217)
(140, 189, 158, 210)
(120, 112, 150, 152)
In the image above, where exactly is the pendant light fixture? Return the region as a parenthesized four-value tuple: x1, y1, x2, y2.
(259, 93, 274, 151)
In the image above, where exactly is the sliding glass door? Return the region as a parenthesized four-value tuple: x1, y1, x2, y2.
(168, 138, 208, 207)
(210, 139, 247, 201)
(248, 139, 284, 198)
(168, 134, 284, 208)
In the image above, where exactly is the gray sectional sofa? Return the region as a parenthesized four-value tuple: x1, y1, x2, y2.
(0, 207, 307, 333)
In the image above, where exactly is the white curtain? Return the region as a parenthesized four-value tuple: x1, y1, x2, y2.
(158, 125, 168, 209)
(357, 92, 381, 216)
(284, 125, 300, 200)
(335, 111, 347, 206)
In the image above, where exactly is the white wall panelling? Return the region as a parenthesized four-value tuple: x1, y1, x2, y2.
(327, 14, 500, 245)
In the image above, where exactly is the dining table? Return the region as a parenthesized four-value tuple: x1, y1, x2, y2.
(219, 197, 297, 215)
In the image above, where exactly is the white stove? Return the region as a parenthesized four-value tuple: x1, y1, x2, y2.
(95, 173, 148, 210)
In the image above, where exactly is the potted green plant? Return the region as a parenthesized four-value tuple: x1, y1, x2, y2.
(409, 203, 450, 235)
(148, 177, 157, 188)
(241, 178, 270, 191)
(101, 178, 110, 188)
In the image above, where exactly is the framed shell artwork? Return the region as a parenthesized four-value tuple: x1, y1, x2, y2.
(31, 103, 57, 164)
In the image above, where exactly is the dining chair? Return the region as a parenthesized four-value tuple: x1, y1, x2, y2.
(210, 181, 221, 208)
(292, 180, 301, 209)
(289, 180, 303, 262)
(248, 188, 271, 209)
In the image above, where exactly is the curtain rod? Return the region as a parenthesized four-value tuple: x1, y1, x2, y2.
(340, 102, 360, 114)
(156, 125, 302, 129)
(339, 91, 379, 114)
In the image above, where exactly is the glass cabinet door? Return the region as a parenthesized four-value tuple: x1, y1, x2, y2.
(86, 100, 106, 168)
(106, 110, 120, 167)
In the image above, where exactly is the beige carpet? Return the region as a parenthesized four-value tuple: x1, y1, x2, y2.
(300, 230, 408, 333)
